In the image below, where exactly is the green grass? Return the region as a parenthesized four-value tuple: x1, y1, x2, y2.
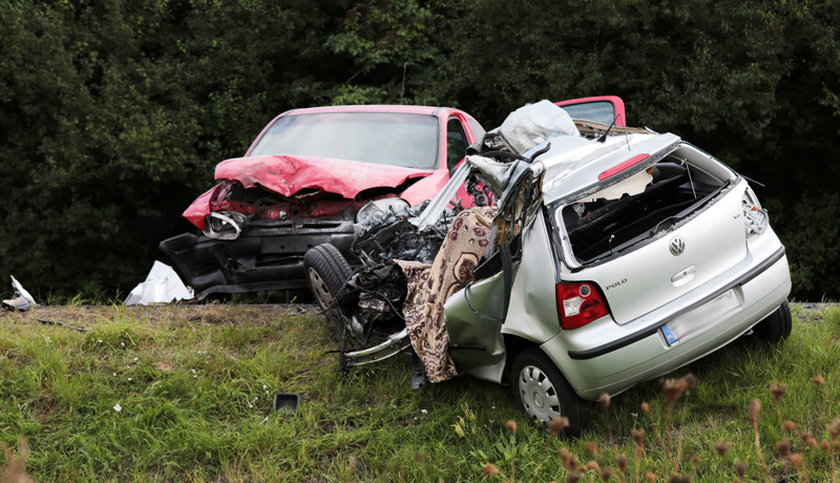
(0, 303, 838, 481)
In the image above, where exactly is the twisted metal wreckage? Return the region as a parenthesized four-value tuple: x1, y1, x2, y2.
(302, 98, 792, 433)
(307, 102, 584, 387)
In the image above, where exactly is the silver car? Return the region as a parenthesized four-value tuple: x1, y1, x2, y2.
(304, 99, 792, 434)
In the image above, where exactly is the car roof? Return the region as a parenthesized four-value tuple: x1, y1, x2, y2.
(284, 105, 448, 116)
(538, 132, 682, 205)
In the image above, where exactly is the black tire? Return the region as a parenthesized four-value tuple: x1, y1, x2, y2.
(510, 348, 589, 436)
(752, 301, 792, 343)
(303, 244, 353, 322)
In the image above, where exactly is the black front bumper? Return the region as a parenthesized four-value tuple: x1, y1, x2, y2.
(160, 219, 357, 299)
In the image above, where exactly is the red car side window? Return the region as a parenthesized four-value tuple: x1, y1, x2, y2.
(446, 118, 468, 170)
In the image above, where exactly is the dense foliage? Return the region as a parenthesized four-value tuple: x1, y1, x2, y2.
(1, 0, 838, 299)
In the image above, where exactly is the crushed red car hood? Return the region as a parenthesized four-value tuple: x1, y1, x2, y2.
(215, 154, 435, 197)
(183, 154, 439, 230)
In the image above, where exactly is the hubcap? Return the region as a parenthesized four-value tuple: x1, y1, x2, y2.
(518, 365, 562, 422)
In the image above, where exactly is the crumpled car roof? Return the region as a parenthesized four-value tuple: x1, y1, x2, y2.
(536, 132, 681, 204)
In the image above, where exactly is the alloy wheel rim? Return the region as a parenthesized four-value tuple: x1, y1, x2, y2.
(307, 267, 333, 310)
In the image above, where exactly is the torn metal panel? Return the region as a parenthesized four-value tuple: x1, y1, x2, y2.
(307, 97, 791, 435)
(443, 268, 508, 381)
(168, 105, 490, 298)
(183, 154, 439, 231)
(343, 328, 412, 366)
(539, 133, 681, 205)
(410, 162, 471, 231)
(1, 276, 38, 311)
(124, 261, 194, 306)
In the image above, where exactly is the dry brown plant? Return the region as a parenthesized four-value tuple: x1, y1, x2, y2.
(550, 416, 570, 436)
(1, 438, 33, 483)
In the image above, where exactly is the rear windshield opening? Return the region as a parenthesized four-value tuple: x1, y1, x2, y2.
(560, 152, 730, 264)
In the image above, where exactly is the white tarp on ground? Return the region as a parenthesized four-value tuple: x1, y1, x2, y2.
(1, 276, 39, 311)
(124, 260, 194, 306)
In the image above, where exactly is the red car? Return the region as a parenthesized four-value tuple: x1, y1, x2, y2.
(160, 105, 486, 299)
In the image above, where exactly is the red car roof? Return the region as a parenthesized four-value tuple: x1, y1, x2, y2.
(285, 105, 449, 116)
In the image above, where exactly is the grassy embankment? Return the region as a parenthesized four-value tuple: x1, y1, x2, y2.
(0, 303, 838, 481)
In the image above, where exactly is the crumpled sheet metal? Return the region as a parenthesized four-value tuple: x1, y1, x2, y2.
(410, 155, 544, 233)
(467, 156, 544, 214)
(124, 261, 194, 306)
(215, 154, 435, 200)
(539, 133, 682, 205)
(1, 276, 39, 311)
(499, 100, 580, 154)
(411, 162, 471, 231)
(183, 154, 443, 230)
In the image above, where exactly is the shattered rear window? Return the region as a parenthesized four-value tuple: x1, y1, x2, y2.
(250, 112, 440, 170)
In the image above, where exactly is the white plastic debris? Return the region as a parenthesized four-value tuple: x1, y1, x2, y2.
(500, 100, 580, 153)
(1, 276, 39, 311)
(124, 261, 194, 306)
(582, 169, 654, 202)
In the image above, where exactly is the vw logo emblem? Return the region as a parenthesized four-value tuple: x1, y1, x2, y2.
(669, 236, 686, 256)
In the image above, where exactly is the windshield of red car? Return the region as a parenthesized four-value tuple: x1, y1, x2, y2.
(249, 112, 440, 170)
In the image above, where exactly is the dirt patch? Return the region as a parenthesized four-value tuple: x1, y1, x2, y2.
(792, 302, 837, 324)
(1, 303, 320, 331)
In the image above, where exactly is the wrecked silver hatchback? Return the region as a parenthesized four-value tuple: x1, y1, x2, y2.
(304, 100, 792, 434)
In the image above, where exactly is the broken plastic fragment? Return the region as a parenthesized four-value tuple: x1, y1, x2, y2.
(124, 261, 194, 306)
(272, 393, 300, 413)
(582, 169, 654, 202)
(563, 296, 584, 317)
(1, 276, 39, 311)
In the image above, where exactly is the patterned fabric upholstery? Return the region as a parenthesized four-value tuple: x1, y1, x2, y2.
(396, 206, 499, 382)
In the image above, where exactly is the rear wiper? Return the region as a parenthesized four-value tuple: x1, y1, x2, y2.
(649, 179, 733, 235)
(650, 214, 685, 235)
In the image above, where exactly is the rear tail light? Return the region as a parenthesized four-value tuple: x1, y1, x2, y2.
(742, 186, 768, 236)
(556, 282, 610, 329)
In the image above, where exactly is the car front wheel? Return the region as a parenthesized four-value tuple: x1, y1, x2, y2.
(752, 301, 792, 343)
(510, 348, 588, 436)
(303, 244, 353, 326)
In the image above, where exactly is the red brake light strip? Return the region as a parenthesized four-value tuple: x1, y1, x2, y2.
(598, 153, 650, 181)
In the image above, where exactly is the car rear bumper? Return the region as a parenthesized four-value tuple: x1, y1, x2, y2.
(542, 245, 791, 401)
(159, 220, 357, 298)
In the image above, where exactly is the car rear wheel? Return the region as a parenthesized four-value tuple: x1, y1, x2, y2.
(510, 348, 588, 436)
(303, 244, 353, 325)
(752, 301, 792, 343)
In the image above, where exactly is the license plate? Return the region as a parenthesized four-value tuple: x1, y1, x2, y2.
(661, 324, 679, 346)
(662, 289, 742, 345)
